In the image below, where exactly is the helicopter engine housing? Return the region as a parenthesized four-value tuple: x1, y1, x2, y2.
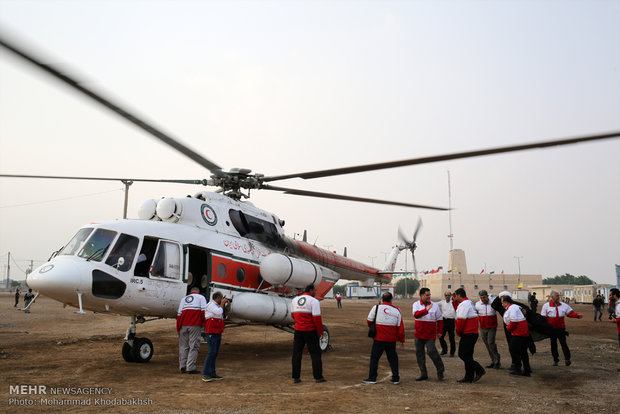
(260, 253, 322, 288)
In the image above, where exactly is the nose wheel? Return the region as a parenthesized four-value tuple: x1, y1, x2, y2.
(122, 337, 154, 363)
(122, 315, 154, 363)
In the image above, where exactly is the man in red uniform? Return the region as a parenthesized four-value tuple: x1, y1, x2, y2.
(363, 292, 405, 385)
(291, 284, 326, 383)
(475, 290, 500, 369)
(412, 287, 445, 381)
(177, 287, 207, 374)
(502, 295, 531, 376)
(201, 291, 229, 381)
(540, 290, 582, 366)
(455, 288, 485, 383)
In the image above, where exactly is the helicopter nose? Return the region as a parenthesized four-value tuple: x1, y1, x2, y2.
(27, 258, 90, 302)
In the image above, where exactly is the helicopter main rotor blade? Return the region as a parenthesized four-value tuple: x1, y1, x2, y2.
(0, 35, 222, 174)
(263, 131, 620, 182)
(0, 174, 208, 185)
(261, 184, 449, 210)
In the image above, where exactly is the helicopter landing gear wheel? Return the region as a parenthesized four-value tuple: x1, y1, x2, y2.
(131, 337, 154, 363)
(320, 325, 332, 352)
(122, 341, 135, 362)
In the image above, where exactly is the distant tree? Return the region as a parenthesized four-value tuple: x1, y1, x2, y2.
(395, 278, 420, 297)
(542, 273, 596, 285)
(332, 284, 346, 295)
(10, 280, 21, 288)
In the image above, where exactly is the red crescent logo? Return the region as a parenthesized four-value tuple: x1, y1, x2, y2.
(383, 308, 389, 314)
(205, 210, 213, 220)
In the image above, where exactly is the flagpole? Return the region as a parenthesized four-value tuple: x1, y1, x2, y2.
(447, 171, 454, 251)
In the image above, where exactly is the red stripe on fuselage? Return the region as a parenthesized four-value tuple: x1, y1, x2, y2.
(294, 241, 389, 282)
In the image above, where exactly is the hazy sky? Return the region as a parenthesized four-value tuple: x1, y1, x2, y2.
(1, 0, 619, 284)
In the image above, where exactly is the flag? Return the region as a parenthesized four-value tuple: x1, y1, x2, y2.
(452, 267, 457, 272)
(489, 271, 495, 275)
(517, 282, 523, 288)
(501, 270, 504, 274)
(438, 266, 443, 270)
(480, 269, 484, 274)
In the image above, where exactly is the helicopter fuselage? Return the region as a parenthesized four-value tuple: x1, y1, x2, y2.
(26, 191, 392, 325)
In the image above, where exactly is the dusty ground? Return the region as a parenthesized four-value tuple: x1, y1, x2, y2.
(1, 293, 619, 413)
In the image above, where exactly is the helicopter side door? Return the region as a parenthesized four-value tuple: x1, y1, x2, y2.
(140, 239, 186, 313)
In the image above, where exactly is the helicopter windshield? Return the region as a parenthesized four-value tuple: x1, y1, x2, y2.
(58, 228, 94, 256)
(105, 233, 139, 272)
(78, 229, 117, 262)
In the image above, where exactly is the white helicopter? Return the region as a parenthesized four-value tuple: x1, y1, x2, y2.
(1, 36, 619, 364)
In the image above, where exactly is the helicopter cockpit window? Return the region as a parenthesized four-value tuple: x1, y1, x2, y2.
(59, 228, 94, 256)
(229, 209, 248, 236)
(228, 209, 285, 248)
(105, 234, 139, 272)
(77, 229, 117, 262)
(150, 240, 182, 280)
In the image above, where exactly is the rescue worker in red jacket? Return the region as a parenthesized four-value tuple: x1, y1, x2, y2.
(201, 291, 229, 381)
(363, 292, 405, 385)
(177, 287, 207, 374)
(502, 295, 531, 376)
(454, 288, 485, 383)
(540, 290, 582, 366)
(412, 287, 445, 381)
(291, 284, 326, 384)
(475, 290, 500, 369)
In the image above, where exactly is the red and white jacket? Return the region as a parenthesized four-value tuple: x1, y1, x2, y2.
(455, 298, 479, 336)
(615, 301, 620, 333)
(540, 300, 580, 329)
(205, 300, 226, 334)
(503, 303, 529, 337)
(176, 292, 207, 332)
(367, 302, 405, 343)
(412, 300, 443, 340)
(291, 293, 324, 336)
(475, 300, 498, 329)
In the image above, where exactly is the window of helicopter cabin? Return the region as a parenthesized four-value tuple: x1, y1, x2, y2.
(105, 234, 140, 272)
(134, 237, 158, 277)
(236, 267, 246, 283)
(150, 240, 182, 280)
(59, 228, 94, 256)
(77, 229, 117, 262)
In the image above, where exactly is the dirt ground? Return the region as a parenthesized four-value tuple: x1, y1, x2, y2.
(1, 293, 619, 413)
